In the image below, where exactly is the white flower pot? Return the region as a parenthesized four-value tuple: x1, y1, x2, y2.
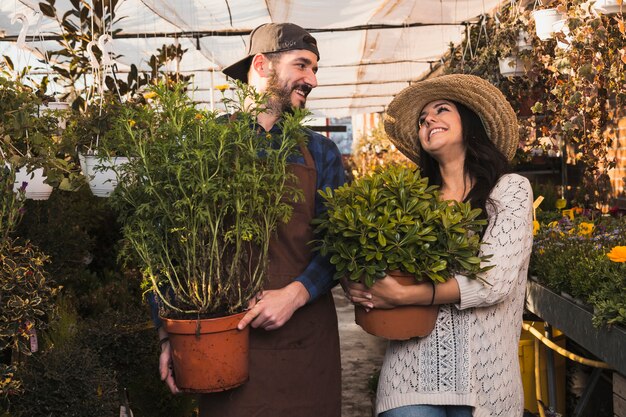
(499, 57, 527, 77)
(41, 101, 70, 129)
(552, 20, 572, 50)
(592, 0, 623, 15)
(517, 30, 532, 51)
(79, 153, 129, 197)
(532, 8, 567, 40)
(14, 166, 53, 200)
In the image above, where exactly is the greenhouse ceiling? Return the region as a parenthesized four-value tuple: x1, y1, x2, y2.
(0, 0, 505, 117)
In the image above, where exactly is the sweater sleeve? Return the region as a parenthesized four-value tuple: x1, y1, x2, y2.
(455, 174, 534, 310)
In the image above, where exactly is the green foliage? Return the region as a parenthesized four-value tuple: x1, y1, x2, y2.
(531, 214, 626, 327)
(80, 309, 196, 417)
(109, 82, 306, 317)
(312, 164, 491, 286)
(9, 341, 119, 417)
(0, 75, 79, 190)
(0, 166, 24, 241)
(15, 188, 141, 319)
(0, 238, 58, 356)
(444, 0, 626, 207)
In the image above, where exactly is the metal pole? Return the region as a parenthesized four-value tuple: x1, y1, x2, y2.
(544, 323, 558, 413)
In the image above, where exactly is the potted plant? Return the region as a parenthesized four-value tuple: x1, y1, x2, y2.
(532, 5, 567, 40)
(493, 13, 533, 77)
(107, 82, 305, 392)
(0, 74, 79, 199)
(61, 95, 133, 197)
(312, 164, 492, 340)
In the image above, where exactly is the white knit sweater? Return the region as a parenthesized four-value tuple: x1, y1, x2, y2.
(376, 174, 534, 417)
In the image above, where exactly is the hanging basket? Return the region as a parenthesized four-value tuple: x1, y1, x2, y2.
(41, 102, 70, 129)
(498, 57, 527, 77)
(517, 30, 532, 51)
(79, 153, 129, 197)
(532, 8, 567, 40)
(552, 20, 571, 50)
(14, 166, 53, 200)
(592, 0, 623, 15)
(354, 271, 440, 340)
(161, 311, 249, 393)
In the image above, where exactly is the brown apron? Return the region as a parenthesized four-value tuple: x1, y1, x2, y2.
(199, 143, 341, 417)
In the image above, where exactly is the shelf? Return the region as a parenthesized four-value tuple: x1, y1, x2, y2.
(526, 279, 626, 375)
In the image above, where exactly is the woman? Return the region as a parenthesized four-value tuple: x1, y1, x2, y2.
(345, 74, 533, 417)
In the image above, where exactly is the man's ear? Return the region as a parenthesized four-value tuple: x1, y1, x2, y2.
(251, 54, 271, 78)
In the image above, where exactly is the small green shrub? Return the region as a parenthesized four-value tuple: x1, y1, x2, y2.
(313, 164, 491, 286)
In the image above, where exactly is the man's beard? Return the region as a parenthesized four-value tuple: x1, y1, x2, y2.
(265, 70, 311, 115)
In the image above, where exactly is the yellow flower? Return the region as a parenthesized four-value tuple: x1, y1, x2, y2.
(607, 246, 626, 263)
(577, 222, 594, 237)
(562, 209, 574, 220)
(215, 84, 230, 92)
(128, 119, 136, 128)
(143, 91, 157, 99)
(194, 113, 203, 120)
(548, 221, 559, 228)
(533, 220, 540, 236)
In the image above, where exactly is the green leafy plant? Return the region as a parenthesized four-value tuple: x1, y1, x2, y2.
(444, 0, 626, 207)
(312, 164, 492, 287)
(531, 213, 626, 327)
(0, 238, 58, 358)
(0, 74, 79, 190)
(108, 82, 305, 317)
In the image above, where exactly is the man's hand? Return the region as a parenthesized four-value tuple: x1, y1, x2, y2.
(158, 340, 181, 394)
(237, 281, 309, 331)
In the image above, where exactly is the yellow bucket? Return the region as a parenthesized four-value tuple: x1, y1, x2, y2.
(519, 321, 566, 414)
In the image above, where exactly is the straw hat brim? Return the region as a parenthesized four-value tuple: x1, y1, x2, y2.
(383, 74, 519, 163)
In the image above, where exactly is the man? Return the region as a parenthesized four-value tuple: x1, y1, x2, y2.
(157, 23, 344, 417)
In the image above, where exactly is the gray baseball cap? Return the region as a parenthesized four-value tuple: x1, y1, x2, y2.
(222, 23, 320, 83)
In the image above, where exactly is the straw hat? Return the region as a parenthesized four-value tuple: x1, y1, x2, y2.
(383, 74, 518, 162)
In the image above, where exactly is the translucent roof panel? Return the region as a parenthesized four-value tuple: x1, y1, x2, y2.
(0, 0, 503, 117)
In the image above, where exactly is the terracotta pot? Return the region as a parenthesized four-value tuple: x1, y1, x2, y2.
(354, 271, 439, 340)
(162, 311, 249, 393)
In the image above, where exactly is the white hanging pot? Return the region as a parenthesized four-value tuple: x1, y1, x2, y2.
(532, 8, 567, 40)
(592, 0, 623, 15)
(41, 101, 70, 129)
(552, 20, 572, 50)
(14, 166, 53, 200)
(79, 153, 129, 197)
(517, 30, 533, 51)
(499, 57, 527, 77)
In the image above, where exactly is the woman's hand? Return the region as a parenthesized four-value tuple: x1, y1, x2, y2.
(341, 274, 409, 310)
(341, 274, 438, 310)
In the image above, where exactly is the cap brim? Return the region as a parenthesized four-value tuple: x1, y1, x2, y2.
(222, 56, 252, 83)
